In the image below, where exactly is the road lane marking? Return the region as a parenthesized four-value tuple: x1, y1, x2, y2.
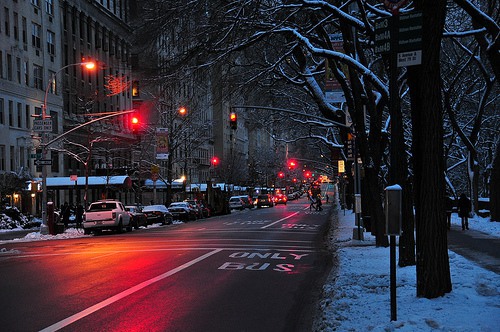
(39, 248, 222, 332)
(261, 212, 300, 229)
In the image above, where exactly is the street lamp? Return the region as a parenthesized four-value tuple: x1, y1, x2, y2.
(40, 61, 96, 231)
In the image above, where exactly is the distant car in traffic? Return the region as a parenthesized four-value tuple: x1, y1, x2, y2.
(125, 205, 148, 229)
(256, 194, 274, 208)
(168, 202, 197, 221)
(141, 205, 173, 225)
(229, 196, 245, 210)
(236, 195, 254, 209)
(274, 194, 288, 205)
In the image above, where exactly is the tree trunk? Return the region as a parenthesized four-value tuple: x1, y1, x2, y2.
(407, 0, 452, 298)
(490, 142, 500, 221)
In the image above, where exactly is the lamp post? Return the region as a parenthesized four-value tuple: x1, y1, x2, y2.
(40, 61, 95, 230)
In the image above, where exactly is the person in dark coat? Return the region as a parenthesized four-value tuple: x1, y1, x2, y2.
(315, 195, 323, 211)
(445, 196, 454, 230)
(75, 204, 84, 227)
(457, 193, 471, 230)
(62, 202, 71, 227)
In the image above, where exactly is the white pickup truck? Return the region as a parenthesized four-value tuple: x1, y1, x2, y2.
(83, 200, 132, 235)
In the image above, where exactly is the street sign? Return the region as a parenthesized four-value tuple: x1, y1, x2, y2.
(30, 153, 42, 159)
(35, 159, 52, 166)
(398, 50, 422, 67)
(398, 11, 422, 52)
(33, 119, 53, 132)
(374, 11, 422, 60)
(374, 17, 392, 54)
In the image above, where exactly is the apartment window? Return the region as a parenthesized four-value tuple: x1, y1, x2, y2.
(31, 0, 40, 7)
(22, 17, 27, 47)
(10, 146, 15, 170)
(48, 70, 56, 94)
(8, 100, 13, 126)
(0, 98, 4, 125)
(13, 12, 18, 40)
(32, 23, 41, 49)
(35, 106, 41, 117)
(0, 146, 5, 171)
(4, 8, 10, 36)
(16, 57, 21, 83)
(23, 61, 29, 85)
(0, 51, 3, 78)
(20, 147, 26, 168)
(45, 0, 54, 16)
(33, 64, 43, 89)
(17, 103, 22, 128)
(47, 30, 55, 55)
(7, 54, 12, 81)
(25, 105, 30, 129)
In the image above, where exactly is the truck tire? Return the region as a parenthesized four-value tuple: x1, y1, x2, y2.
(116, 220, 123, 234)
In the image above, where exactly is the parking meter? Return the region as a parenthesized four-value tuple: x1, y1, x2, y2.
(47, 202, 55, 235)
(385, 185, 402, 236)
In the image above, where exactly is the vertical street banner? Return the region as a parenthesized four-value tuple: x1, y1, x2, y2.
(325, 33, 346, 103)
(156, 128, 169, 160)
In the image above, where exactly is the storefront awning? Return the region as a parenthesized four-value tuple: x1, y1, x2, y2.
(33, 176, 132, 189)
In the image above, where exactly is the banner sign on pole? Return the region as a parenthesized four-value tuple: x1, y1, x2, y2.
(156, 128, 169, 160)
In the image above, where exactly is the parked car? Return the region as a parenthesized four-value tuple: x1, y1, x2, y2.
(229, 196, 245, 210)
(83, 200, 132, 234)
(125, 205, 148, 229)
(141, 205, 173, 225)
(168, 202, 197, 221)
(184, 200, 204, 218)
(237, 195, 254, 209)
(256, 194, 274, 208)
(274, 193, 288, 205)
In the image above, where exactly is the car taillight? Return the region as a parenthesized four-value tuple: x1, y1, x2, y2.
(112, 212, 116, 219)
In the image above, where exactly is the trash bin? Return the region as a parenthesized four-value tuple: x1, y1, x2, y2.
(55, 223, 65, 234)
(363, 216, 371, 232)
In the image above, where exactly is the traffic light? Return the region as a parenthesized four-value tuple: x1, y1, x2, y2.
(288, 160, 297, 169)
(278, 171, 285, 178)
(211, 156, 219, 166)
(131, 115, 139, 134)
(229, 112, 237, 130)
(132, 81, 140, 97)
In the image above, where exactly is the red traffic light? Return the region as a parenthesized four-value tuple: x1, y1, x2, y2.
(288, 160, 297, 169)
(131, 115, 139, 134)
(211, 156, 219, 166)
(229, 112, 237, 130)
(278, 171, 285, 178)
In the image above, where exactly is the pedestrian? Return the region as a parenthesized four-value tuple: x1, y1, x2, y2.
(325, 193, 329, 204)
(75, 204, 84, 228)
(445, 196, 454, 230)
(62, 202, 71, 227)
(316, 195, 323, 211)
(309, 194, 315, 211)
(457, 193, 471, 230)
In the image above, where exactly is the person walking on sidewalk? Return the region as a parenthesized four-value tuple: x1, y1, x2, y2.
(458, 193, 471, 230)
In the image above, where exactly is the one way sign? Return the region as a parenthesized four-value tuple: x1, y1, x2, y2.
(35, 159, 52, 166)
